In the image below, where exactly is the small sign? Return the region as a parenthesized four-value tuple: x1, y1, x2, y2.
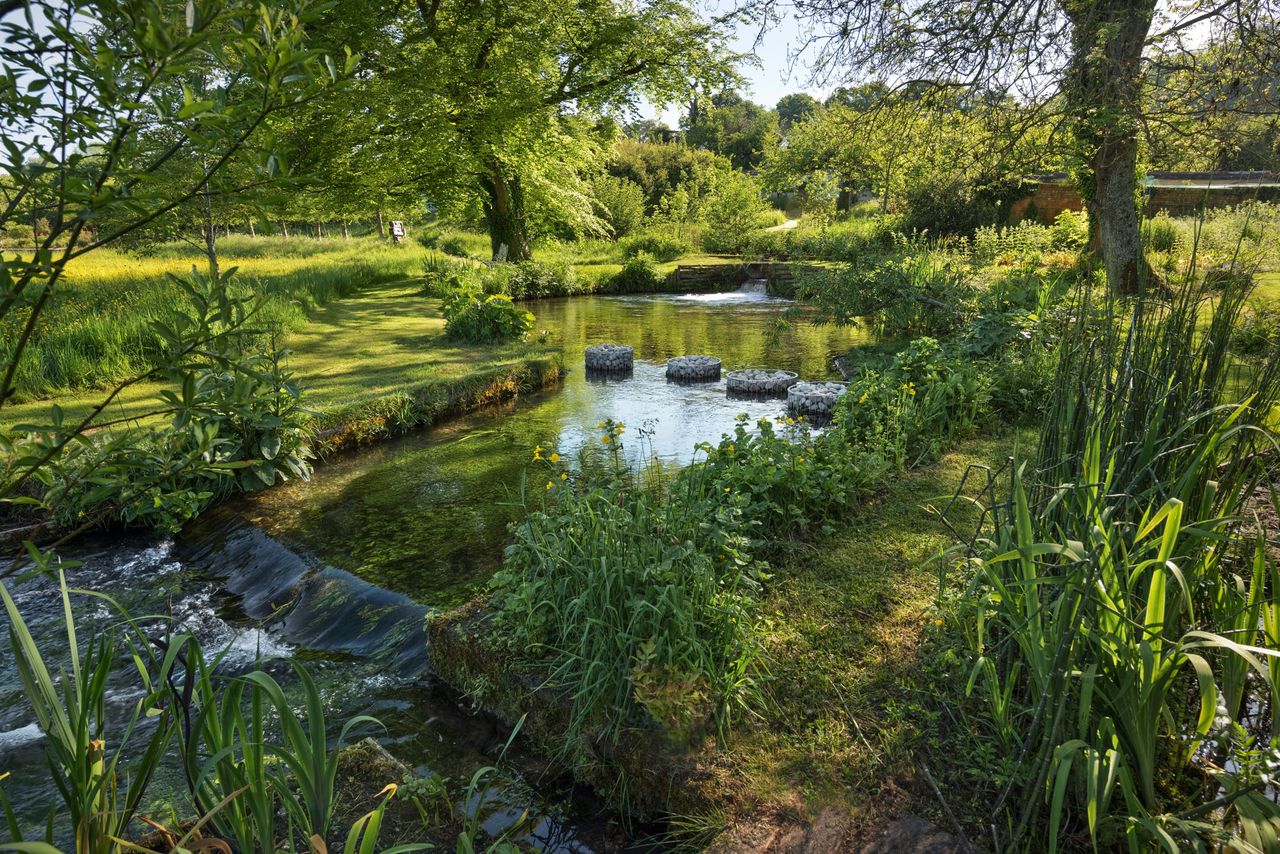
(390, 220, 406, 242)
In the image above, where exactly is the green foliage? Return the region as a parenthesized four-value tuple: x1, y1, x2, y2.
(619, 231, 691, 263)
(1235, 302, 1280, 355)
(592, 175, 647, 238)
(739, 215, 901, 262)
(3, 269, 314, 536)
(696, 415, 887, 544)
(947, 269, 1280, 849)
(797, 242, 975, 337)
(835, 339, 992, 469)
(971, 213, 1088, 266)
(1141, 211, 1184, 253)
(441, 289, 535, 343)
(1, 241, 416, 401)
(491, 422, 767, 745)
(700, 171, 773, 253)
(606, 253, 661, 293)
(500, 261, 581, 299)
(683, 90, 777, 171)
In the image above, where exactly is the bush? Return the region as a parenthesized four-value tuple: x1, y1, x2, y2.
(592, 175, 646, 238)
(901, 179, 1000, 236)
(619, 231, 690, 263)
(1048, 209, 1089, 251)
(607, 252, 661, 293)
(1141, 212, 1182, 253)
(500, 261, 580, 299)
(1234, 302, 1280, 355)
(701, 170, 772, 253)
(491, 423, 766, 744)
(696, 415, 887, 544)
(441, 288, 534, 342)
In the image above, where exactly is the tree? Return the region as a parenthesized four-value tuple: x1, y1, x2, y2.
(776, 0, 1280, 292)
(683, 89, 777, 170)
(300, 0, 736, 261)
(762, 97, 1053, 228)
(775, 92, 819, 130)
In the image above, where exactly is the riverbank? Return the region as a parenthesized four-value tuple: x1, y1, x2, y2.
(427, 429, 1027, 845)
(1, 279, 562, 448)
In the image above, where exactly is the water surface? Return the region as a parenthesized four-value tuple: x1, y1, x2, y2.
(1, 287, 871, 849)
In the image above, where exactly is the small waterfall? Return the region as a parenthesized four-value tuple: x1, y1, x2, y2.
(737, 277, 768, 296)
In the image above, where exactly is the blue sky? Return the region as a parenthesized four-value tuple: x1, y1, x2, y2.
(647, 5, 840, 125)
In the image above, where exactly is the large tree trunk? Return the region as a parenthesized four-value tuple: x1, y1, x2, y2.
(1065, 0, 1156, 295)
(480, 163, 531, 262)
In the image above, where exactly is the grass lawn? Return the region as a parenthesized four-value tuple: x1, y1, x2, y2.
(706, 429, 1036, 839)
(0, 279, 556, 431)
(1255, 271, 1280, 303)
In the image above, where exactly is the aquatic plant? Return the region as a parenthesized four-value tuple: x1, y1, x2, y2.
(491, 425, 767, 746)
(948, 261, 1280, 849)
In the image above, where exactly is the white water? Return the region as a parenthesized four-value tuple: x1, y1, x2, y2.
(671, 278, 775, 305)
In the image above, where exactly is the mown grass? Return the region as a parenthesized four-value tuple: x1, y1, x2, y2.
(716, 430, 1033, 829)
(2, 236, 426, 401)
(0, 280, 557, 434)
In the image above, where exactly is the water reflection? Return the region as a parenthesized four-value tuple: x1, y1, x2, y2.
(237, 291, 870, 607)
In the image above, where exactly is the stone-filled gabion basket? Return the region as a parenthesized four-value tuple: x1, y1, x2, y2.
(787, 381, 847, 421)
(725, 368, 798, 399)
(665, 355, 721, 383)
(584, 343, 634, 373)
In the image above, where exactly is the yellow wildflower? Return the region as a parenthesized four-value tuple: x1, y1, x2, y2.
(560, 472, 568, 480)
(724, 487, 731, 493)
(546, 481, 553, 490)
(858, 392, 868, 404)
(378, 783, 399, 797)
(601, 435, 611, 444)
(549, 452, 560, 463)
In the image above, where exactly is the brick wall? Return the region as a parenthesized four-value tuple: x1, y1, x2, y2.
(1009, 180, 1280, 224)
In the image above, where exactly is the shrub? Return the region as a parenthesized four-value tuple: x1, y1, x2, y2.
(695, 415, 887, 544)
(1047, 209, 1089, 251)
(901, 179, 1000, 236)
(619, 231, 690, 263)
(503, 260, 579, 299)
(491, 423, 766, 744)
(607, 252, 661, 293)
(441, 288, 534, 342)
(1235, 302, 1280, 355)
(592, 175, 647, 238)
(1141, 212, 1183, 253)
(701, 170, 772, 253)
(439, 235, 472, 258)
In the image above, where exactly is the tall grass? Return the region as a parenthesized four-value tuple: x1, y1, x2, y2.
(952, 247, 1280, 849)
(1, 238, 423, 401)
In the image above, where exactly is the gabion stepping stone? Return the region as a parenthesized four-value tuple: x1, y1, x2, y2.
(726, 369, 798, 398)
(787, 381, 847, 419)
(666, 355, 721, 382)
(585, 343, 634, 372)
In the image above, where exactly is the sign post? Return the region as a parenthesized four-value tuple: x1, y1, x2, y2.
(390, 220, 406, 243)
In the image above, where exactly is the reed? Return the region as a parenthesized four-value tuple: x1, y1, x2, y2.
(954, 227, 1280, 850)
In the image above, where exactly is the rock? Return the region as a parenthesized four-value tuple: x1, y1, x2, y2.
(787, 381, 847, 420)
(585, 343, 634, 374)
(726, 369, 798, 398)
(666, 355, 722, 383)
(859, 815, 965, 854)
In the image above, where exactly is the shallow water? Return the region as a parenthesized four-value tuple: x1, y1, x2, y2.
(0, 287, 870, 849)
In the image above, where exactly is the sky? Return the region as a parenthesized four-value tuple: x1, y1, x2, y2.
(647, 5, 840, 126)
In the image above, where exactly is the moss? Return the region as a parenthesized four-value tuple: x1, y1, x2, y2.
(307, 357, 563, 456)
(427, 600, 722, 820)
